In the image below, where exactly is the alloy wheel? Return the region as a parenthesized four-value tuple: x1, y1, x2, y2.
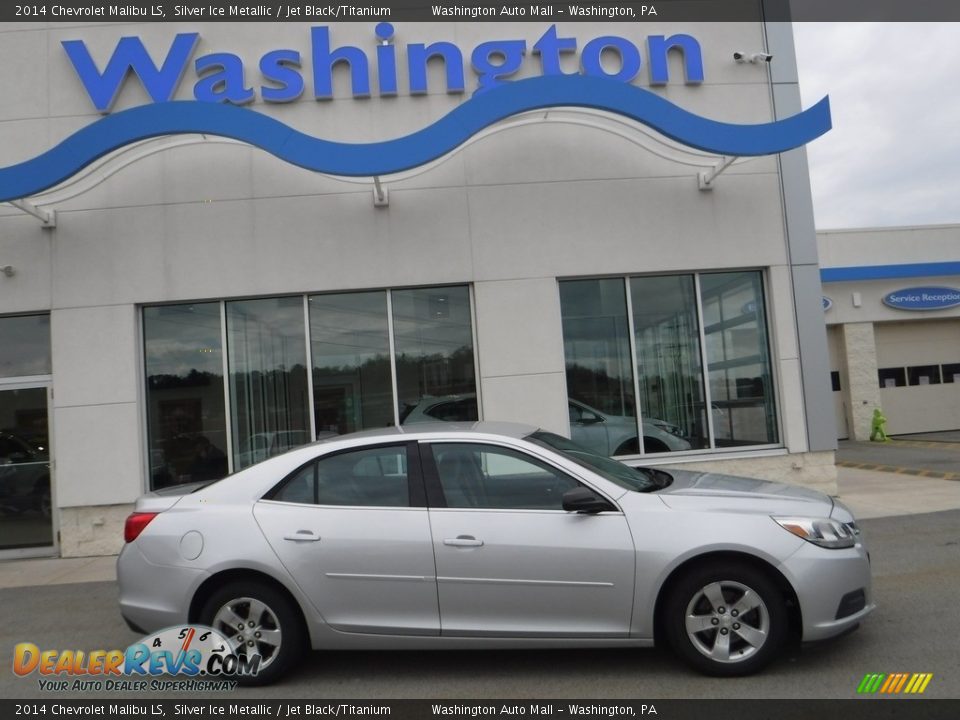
(684, 580, 770, 663)
(211, 596, 283, 671)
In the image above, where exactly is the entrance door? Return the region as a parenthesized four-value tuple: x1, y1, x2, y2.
(0, 385, 55, 555)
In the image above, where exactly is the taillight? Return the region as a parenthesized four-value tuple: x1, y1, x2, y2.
(124, 512, 158, 543)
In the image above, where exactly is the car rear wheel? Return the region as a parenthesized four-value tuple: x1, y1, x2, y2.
(664, 561, 787, 676)
(200, 580, 304, 686)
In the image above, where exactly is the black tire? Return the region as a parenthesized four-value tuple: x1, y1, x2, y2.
(200, 580, 305, 686)
(664, 561, 787, 676)
(615, 437, 641, 455)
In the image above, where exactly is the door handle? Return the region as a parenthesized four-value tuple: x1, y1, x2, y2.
(444, 535, 484, 548)
(283, 530, 321, 542)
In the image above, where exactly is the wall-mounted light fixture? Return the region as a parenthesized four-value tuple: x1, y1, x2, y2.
(0, 265, 15, 277)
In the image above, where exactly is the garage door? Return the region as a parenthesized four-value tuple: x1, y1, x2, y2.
(875, 320, 960, 435)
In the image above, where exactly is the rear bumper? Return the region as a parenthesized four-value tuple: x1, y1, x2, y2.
(117, 542, 207, 634)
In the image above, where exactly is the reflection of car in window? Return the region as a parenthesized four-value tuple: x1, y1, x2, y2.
(235, 430, 339, 471)
(399, 396, 479, 425)
(238, 430, 312, 468)
(399, 394, 690, 457)
(0, 430, 51, 517)
(568, 399, 691, 456)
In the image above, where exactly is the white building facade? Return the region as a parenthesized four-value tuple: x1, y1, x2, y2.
(0, 16, 837, 558)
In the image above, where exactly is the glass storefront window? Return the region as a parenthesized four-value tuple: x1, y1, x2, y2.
(393, 286, 478, 425)
(630, 275, 708, 450)
(701, 272, 778, 446)
(0, 315, 50, 378)
(143, 304, 228, 488)
(144, 285, 479, 482)
(309, 292, 393, 434)
(560, 271, 778, 456)
(559, 279, 640, 456)
(227, 297, 310, 470)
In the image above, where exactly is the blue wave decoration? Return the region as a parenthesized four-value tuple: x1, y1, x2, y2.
(0, 75, 830, 202)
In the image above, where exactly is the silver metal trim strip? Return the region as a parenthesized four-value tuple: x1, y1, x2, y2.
(303, 295, 317, 442)
(438, 577, 614, 588)
(326, 573, 435, 582)
(386, 290, 401, 428)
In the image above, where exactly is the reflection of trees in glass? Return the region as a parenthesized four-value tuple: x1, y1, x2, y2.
(313, 354, 393, 433)
(309, 291, 393, 434)
(395, 346, 477, 404)
(144, 303, 228, 489)
(564, 363, 636, 418)
(559, 279, 636, 422)
(230, 364, 310, 456)
(391, 286, 476, 415)
(227, 297, 311, 469)
(148, 370, 220, 390)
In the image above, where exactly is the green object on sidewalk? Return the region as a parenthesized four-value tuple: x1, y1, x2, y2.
(870, 408, 889, 442)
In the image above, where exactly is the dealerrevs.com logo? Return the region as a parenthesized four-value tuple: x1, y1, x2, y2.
(13, 625, 257, 691)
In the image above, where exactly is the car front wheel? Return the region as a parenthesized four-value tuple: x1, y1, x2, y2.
(664, 561, 787, 676)
(200, 580, 304, 686)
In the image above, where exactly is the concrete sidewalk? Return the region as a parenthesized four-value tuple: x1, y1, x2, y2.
(1, 466, 959, 590)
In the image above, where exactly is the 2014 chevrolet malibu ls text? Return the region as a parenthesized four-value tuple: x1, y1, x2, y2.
(118, 422, 874, 685)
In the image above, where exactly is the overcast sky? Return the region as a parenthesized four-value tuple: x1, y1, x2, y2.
(792, 23, 960, 230)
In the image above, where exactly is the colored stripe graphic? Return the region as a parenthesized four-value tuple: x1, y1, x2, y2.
(0, 74, 832, 202)
(858, 673, 933, 694)
(857, 673, 885, 693)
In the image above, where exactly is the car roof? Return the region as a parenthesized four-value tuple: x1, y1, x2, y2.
(190, 421, 545, 504)
(328, 421, 539, 442)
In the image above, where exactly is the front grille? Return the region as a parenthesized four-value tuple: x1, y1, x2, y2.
(836, 588, 867, 619)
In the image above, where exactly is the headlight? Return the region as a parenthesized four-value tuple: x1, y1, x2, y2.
(651, 421, 685, 438)
(772, 516, 856, 549)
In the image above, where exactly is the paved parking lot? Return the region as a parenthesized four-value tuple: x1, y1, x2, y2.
(838, 434, 960, 481)
(3, 459, 959, 700)
(3, 508, 959, 700)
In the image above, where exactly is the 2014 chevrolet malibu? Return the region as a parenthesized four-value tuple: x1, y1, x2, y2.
(118, 423, 873, 684)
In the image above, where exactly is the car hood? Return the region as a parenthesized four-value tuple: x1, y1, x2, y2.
(653, 468, 835, 517)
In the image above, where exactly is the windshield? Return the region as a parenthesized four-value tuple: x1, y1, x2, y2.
(527, 431, 665, 492)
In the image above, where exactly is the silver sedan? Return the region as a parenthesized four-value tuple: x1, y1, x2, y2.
(118, 422, 874, 685)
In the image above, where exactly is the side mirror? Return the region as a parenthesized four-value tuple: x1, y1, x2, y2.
(562, 487, 615, 514)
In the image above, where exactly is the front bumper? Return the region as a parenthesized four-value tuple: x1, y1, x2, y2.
(779, 538, 875, 642)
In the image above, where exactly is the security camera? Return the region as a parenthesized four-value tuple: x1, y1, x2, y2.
(733, 51, 773, 64)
